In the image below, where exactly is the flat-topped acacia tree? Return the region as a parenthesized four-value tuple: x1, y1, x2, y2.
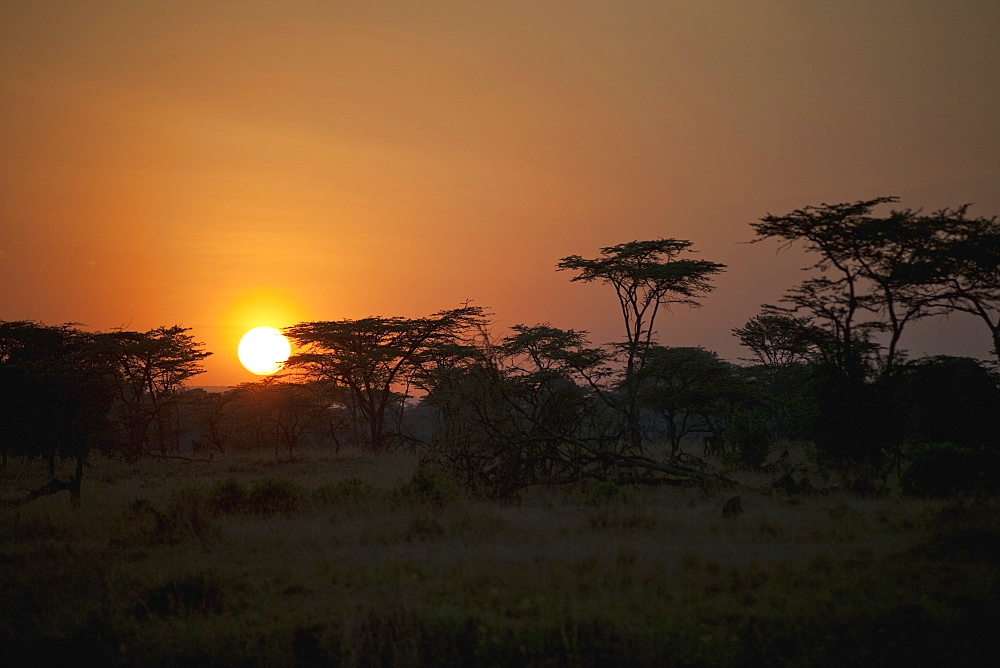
(922, 206, 1000, 365)
(98, 326, 211, 460)
(747, 197, 1000, 463)
(557, 239, 726, 451)
(749, 196, 955, 380)
(284, 306, 486, 452)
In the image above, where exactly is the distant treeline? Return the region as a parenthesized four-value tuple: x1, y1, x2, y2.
(3, 197, 999, 502)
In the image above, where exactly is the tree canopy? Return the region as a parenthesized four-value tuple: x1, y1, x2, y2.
(747, 197, 1000, 463)
(751, 197, 1000, 374)
(558, 239, 726, 451)
(98, 326, 211, 460)
(920, 207, 1000, 363)
(285, 306, 486, 451)
(557, 239, 726, 362)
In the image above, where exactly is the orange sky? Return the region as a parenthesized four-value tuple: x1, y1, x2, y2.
(2, 1, 998, 386)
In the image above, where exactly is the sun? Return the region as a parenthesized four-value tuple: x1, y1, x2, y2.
(238, 327, 291, 375)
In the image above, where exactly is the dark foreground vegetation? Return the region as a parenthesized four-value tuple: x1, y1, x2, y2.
(3, 448, 1000, 666)
(3, 197, 1000, 664)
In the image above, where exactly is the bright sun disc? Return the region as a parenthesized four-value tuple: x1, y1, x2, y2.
(238, 327, 291, 375)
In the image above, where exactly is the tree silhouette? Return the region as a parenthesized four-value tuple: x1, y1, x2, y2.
(557, 239, 725, 451)
(418, 324, 736, 496)
(748, 197, 999, 463)
(750, 197, 954, 378)
(893, 356, 1000, 449)
(285, 306, 486, 451)
(0, 321, 115, 504)
(97, 326, 211, 460)
(631, 346, 743, 455)
(732, 314, 822, 368)
(920, 207, 1000, 364)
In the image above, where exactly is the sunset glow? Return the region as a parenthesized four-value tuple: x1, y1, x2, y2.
(237, 327, 291, 375)
(1, 2, 997, 385)
(3, 4, 999, 660)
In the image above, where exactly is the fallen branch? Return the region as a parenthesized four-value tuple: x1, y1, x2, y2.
(1, 475, 81, 510)
(143, 452, 214, 464)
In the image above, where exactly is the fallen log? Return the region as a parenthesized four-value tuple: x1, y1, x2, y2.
(1, 474, 81, 510)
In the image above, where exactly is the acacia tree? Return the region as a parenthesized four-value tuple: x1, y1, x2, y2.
(922, 207, 1000, 364)
(185, 387, 235, 454)
(285, 306, 486, 451)
(747, 197, 1000, 463)
(732, 314, 823, 368)
(416, 324, 612, 495)
(731, 316, 820, 442)
(631, 346, 743, 455)
(557, 239, 726, 451)
(417, 324, 736, 495)
(0, 321, 116, 505)
(265, 381, 329, 460)
(98, 326, 211, 460)
(750, 197, 955, 378)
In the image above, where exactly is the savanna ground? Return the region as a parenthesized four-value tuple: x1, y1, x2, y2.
(2, 445, 999, 666)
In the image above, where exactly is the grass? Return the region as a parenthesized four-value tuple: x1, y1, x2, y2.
(2, 446, 999, 666)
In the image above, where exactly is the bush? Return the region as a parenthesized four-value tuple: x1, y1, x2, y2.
(246, 478, 307, 515)
(723, 409, 772, 470)
(398, 468, 462, 506)
(207, 477, 311, 514)
(581, 481, 632, 506)
(208, 478, 248, 514)
(903, 443, 1000, 498)
(313, 478, 376, 507)
(162, 487, 218, 546)
(137, 572, 225, 619)
(121, 489, 219, 548)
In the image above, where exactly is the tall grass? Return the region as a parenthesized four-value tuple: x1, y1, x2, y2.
(2, 447, 998, 665)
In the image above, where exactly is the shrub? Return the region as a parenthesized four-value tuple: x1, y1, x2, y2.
(137, 572, 225, 618)
(121, 489, 219, 548)
(162, 486, 218, 546)
(207, 477, 309, 514)
(246, 478, 307, 515)
(723, 409, 772, 470)
(313, 478, 376, 507)
(398, 468, 462, 506)
(903, 443, 1000, 497)
(208, 478, 248, 514)
(581, 481, 632, 506)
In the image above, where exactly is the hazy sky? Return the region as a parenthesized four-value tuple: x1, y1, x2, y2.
(2, 1, 998, 385)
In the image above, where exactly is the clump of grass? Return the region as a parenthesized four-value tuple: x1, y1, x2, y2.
(919, 499, 1000, 565)
(589, 508, 656, 530)
(205, 477, 307, 515)
(394, 468, 462, 507)
(581, 481, 633, 506)
(246, 478, 308, 515)
(451, 509, 517, 541)
(208, 478, 247, 514)
(162, 486, 218, 547)
(312, 478, 376, 507)
(291, 624, 341, 666)
(118, 490, 218, 548)
(406, 516, 445, 541)
(135, 571, 225, 619)
(3, 512, 60, 542)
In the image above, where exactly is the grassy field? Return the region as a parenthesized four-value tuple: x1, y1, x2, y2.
(2, 447, 999, 666)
